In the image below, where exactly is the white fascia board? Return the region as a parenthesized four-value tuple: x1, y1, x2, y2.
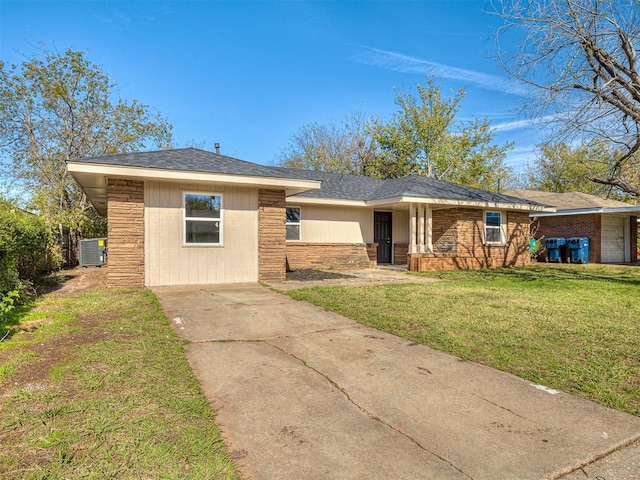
(532, 206, 640, 217)
(285, 196, 368, 207)
(67, 162, 322, 193)
(366, 195, 555, 212)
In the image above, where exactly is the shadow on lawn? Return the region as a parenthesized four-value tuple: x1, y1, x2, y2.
(0, 304, 33, 341)
(423, 264, 640, 287)
(0, 271, 73, 341)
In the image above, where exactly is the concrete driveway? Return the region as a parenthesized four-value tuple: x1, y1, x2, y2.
(153, 283, 640, 480)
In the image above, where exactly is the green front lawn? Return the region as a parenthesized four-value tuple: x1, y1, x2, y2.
(285, 264, 640, 416)
(0, 273, 241, 480)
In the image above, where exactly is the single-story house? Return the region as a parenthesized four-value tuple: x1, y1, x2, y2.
(505, 190, 640, 264)
(67, 148, 553, 287)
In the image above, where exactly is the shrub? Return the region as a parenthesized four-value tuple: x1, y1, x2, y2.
(0, 203, 61, 298)
(0, 290, 19, 327)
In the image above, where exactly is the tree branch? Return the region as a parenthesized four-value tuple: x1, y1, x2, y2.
(590, 176, 640, 196)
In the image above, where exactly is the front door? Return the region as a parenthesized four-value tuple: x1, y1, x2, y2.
(374, 212, 392, 263)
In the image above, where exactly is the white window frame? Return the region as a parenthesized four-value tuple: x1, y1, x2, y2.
(183, 192, 223, 246)
(484, 210, 505, 245)
(286, 206, 301, 241)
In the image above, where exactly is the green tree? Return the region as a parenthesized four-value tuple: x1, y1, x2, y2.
(527, 140, 628, 198)
(368, 77, 513, 189)
(0, 49, 172, 264)
(0, 199, 58, 299)
(277, 111, 375, 175)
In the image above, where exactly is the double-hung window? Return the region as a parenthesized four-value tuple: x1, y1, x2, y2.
(286, 207, 301, 241)
(484, 211, 503, 244)
(184, 193, 222, 245)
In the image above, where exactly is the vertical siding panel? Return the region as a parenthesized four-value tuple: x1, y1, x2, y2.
(145, 182, 259, 286)
(301, 206, 372, 243)
(144, 183, 151, 286)
(146, 182, 158, 286)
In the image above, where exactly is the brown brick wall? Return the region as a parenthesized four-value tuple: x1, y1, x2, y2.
(532, 214, 601, 263)
(505, 211, 532, 267)
(409, 254, 499, 271)
(286, 243, 376, 270)
(258, 189, 286, 282)
(107, 179, 145, 287)
(410, 209, 531, 272)
(366, 243, 378, 267)
(393, 243, 408, 265)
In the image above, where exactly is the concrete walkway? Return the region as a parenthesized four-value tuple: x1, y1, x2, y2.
(153, 283, 640, 480)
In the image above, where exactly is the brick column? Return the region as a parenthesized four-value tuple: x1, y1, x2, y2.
(107, 179, 145, 287)
(258, 189, 286, 282)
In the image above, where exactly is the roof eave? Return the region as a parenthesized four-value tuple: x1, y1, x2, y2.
(67, 162, 322, 215)
(532, 206, 640, 217)
(367, 195, 555, 212)
(285, 196, 368, 207)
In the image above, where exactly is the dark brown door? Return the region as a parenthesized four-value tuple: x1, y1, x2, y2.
(374, 212, 392, 263)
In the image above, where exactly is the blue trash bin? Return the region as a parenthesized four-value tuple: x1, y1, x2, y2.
(545, 237, 567, 263)
(568, 237, 589, 264)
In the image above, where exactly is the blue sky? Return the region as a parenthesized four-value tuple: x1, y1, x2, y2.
(1, 0, 544, 173)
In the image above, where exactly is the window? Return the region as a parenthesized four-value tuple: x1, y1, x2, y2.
(286, 207, 301, 241)
(484, 211, 503, 244)
(184, 193, 222, 245)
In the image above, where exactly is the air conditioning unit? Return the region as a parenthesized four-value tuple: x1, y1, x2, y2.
(79, 238, 107, 267)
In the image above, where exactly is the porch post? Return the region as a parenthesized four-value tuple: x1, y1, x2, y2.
(426, 205, 433, 253)
(418, 204, 425, 253)
(409, 203, 417, 254)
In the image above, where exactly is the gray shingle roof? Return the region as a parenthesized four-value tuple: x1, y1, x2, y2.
(369, 175, 543, 205)
(285, 172, 544, 206)
(75, 147, 295, 179)
(504, 189, 639, 210)
(70, 147, 544, 207)
(274, 168, 386, 201)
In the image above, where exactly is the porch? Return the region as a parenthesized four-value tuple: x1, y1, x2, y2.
(393, 203, 531, 272)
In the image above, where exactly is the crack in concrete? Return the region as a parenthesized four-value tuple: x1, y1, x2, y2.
(264, 339, 474, 480)
(266, 325, 362, 340)
(184, 324, 366, 344)
(549, 434, 640, 480)
(471, 393, 532, 422)
(187, 338, 266, 344)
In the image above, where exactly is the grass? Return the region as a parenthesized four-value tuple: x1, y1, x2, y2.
(285, 264, 640, 417)
(0, 272, 241, 480)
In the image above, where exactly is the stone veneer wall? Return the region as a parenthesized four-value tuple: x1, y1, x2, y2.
(107, 179, 145, 287)
(285, 243, 376, 270)
(366, 243, 378, 267)
(393, 243, 408, 265)
(409, 210, 531, 272)
(258, 189, 287, 282)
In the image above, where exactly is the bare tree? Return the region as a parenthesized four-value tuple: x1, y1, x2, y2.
(276, 111, 376, 175)
(494, 0, 640, 196)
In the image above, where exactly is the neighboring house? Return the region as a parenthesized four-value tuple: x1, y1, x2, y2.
(505, 190, 640, 264)
(67, 148, 552, 288)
